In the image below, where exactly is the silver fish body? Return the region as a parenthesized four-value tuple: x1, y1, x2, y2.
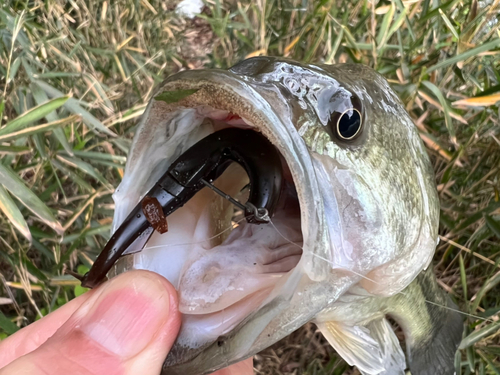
(110, 57, 462, 375)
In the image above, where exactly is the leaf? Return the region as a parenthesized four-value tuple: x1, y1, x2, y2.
(474, 83, 500, 97)
(0, 9, 29, 48)
(454, 349, 462, 375)
(0, 185, 31, 242)
(455, 201, 500, 232)
(32, 80, 116, 137)
(421, 81, 455, 141)
(0, 96, 70, 136)
(477, 351, 500, 375)
(77, 265, 89, 275)
(471, 270, 500, 312)
(154, 89, 199, 104)
(418, 0, 462, 23)
(376, 3, 395, 47)
(466, 329, 476, 372)
(65, 150, 126, 164)
(485, 215, 500, 238)
(56, 155, 113, 190)
(326, 27, 344, 64)
(459, 323, 500, 349)
(24, 257, 48, 281)
(73, 266, 91, 295)
(284, 35, 301, 55)
(0, 311, 19, 335)
(61, 224, 111, 244)
(439, 9, 459, 39)
(460, 5, 490, 48)
(9, 56, 22, 82)
(245, 49, 267, 59)
(0, 115, 79, 143)
(29, 80, 74, 155)
(82, 73, 114, 114)
(31, 238, 55, 262)
(452, 93, 500, 107)
(0, 146, 30, 156)
(50, 159, 94, 193)
(49, 275, 80, 286)
(74, 285, 89, 297)
(35, 72, 82, 78)
(0, 163, 63, 234)
(427, 38, 500, 73)
(386, 8, 407, 45)
(459, 253, 467, 300)
(61, 190, 99, 231)
(341, 24, 361, 54)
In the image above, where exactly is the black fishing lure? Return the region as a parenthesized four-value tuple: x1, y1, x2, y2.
(80, 128, 283, 288)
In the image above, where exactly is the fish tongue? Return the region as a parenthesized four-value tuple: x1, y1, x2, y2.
(178, 187, 302, 315)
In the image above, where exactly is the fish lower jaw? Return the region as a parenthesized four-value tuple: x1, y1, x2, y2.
(112, 106, 303, 348)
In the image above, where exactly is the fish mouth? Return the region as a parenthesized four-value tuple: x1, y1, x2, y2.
(111, 69, 328, 366)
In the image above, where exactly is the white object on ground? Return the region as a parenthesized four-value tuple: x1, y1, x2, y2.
(175, 0, 204, 19)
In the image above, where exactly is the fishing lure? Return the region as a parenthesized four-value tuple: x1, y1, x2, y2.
(79, 128, 283, 288)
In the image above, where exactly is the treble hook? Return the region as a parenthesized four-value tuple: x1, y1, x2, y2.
(80, 128, 283, 288)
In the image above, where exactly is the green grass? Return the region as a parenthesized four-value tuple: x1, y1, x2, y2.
(1, 0, 500, 373)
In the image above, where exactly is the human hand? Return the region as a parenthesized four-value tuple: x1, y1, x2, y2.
(0, 270, 253, 375)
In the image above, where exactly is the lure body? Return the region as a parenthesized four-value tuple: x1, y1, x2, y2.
(81, 128, 282, 288)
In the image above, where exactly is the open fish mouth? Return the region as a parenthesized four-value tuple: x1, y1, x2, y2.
(79, 58, 450, 375)
(110, 68, 328, 365)
(119, 120, 304, 336)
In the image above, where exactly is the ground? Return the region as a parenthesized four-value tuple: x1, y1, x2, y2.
(0, 0, 500, 373)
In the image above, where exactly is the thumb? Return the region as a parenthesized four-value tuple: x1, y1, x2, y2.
(1, 270, 181, 375)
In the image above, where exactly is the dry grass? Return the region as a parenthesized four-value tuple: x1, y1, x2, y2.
(1, 0, 500, 373)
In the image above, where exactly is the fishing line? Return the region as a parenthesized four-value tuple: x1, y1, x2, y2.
(123, 215, 250, 254)
(268, 218, 383, 286)
(267, 219, 303, 250)
(420, 299, 494, 323)
(126, 177, 263, 254)
(266, 218, 495, 324)
(268, 217, 384, 286)
(116, 200, 494, 324)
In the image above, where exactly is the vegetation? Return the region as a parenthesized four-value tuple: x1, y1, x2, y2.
(1, 0, 499, 373)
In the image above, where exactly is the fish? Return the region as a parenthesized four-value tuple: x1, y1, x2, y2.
(109, 57, 463, 375)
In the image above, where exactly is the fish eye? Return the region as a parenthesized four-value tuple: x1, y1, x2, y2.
(327, 96, 363, 141)
(336, 108, 362, 140)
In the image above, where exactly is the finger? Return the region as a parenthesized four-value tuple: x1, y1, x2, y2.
(0, 270, 181, 375)
(0, 288, 96, 368)
(212, 358, 254, 375)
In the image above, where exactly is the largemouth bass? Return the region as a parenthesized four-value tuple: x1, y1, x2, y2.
(110, 57, 463, 375)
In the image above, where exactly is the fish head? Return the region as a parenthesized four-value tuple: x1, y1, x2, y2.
(110, 57, 440, 374)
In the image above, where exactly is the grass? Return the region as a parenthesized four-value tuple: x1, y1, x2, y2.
(1, 0, 500, 373)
